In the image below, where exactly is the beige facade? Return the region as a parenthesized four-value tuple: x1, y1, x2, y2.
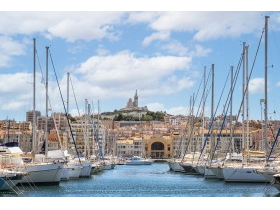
(143, 135, 173, 158)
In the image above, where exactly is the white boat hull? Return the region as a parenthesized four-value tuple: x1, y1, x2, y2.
(209, 167, 224, 179)
(195, 165, 205, 175)
(257, 170, 277, 182)
(169, 162, 183, 172)
(180, 163, 199, 174)
(67, 163, 82, 179)
(204, 167, 217, 179)
(20, 163, 63, 185)
(103, 163, 113, 170)
(60, 167, 70, 181)
(0, 173, 24, 191)
(223, 167, 267, 183)
(80, 162, 92, 177)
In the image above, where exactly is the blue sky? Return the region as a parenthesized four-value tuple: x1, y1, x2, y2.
(1, 9, 280, 121)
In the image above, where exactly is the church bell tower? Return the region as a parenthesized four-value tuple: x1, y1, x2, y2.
(133, 90, 138, 108)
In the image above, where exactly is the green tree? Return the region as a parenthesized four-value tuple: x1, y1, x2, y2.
(142, 115, 153, 121)
(114, 113, 124, 121)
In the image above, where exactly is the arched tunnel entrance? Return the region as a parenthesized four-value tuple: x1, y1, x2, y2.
(151, 142, 164, 158)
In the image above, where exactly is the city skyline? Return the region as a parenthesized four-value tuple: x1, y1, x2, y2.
(1, 10, 280, 122)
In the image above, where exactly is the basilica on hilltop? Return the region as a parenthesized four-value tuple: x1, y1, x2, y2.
(120, 90, 148, 111)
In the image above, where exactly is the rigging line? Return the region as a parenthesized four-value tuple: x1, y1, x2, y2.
(89, 101, 98, 158)
(267, 128, 280, 161)
(209, 56, 243, 161)
(210, 59, 243, 164)
(90, 100, 103, 160)
(69, 75, 81, 117)
(193, 70, 205, 108)
(35, 50, 63, 149)
(183, 68, 210, 129)
(48, 48, 81, 164)
(178, 68, 212, 156)
(197, 63, 232, 163)
(192, 84, 212, 163)
(268, 121, 276, 145)
(223, 27, 265, 165)
(177, 68, 211, 159)
(181, 68, 212, 160)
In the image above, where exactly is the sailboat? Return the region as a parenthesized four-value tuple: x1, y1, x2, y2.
(0, 150, 28, 191)
(18, 44, 63, 185)
(222, 17, 270, 183)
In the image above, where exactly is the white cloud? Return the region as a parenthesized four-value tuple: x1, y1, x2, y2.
(126, 12, 161, 24)
(0, 72, 31, 93)
(146, 102, 165, 112)
(146, 102, 190, 116)
(145, 12, 263, 41)
(190, 45, 212, 57)
(146, 102, 188, 115)
(146, 102, 212, 117)
(167, 107, 189, 116)
(0, 72, 39, 111)
(142, 31, 170, 46)
(161, 75, 194, 94)
(249, 78, 264, 94)
(162, 42, 212, 57)
(0, 12, 125, 42)
(0, 11, 270, 44)
(96, 45, 110, 56)
(69, 109, 84, 118)
(0, 36, 26, 67)
(0, 72, 61, 114)
(67, 43, 86, 54)
(51, 51, 193, 107)
(161, 41, 188, 56)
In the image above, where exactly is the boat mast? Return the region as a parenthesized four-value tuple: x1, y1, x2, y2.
(88, 103, 91, 157)
(202, 66, 206, 158)
(210, 64, 214, 153)
(67, 73, 69, 119)
(32, 38, 36, 156)
(264, 16, 270, 156)
(45, 46, 49, 157)
(191, 93, 195, 155)
(230, 66, 234, 158)
(246, 44, 250, 162)
(242, 42, 246, 160)
(187, 95, 192, 156)
(84, 99, 88, 158)
(97, 100, 102, 160)
(66, 72, 70, 151)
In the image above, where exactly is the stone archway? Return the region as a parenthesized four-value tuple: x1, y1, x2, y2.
(151, 142, 165, 158)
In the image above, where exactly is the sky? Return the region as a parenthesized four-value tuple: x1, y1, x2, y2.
(1, 2, 280, 122)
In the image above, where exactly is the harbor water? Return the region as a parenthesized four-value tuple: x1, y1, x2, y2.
(1, 163, 279, 197)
